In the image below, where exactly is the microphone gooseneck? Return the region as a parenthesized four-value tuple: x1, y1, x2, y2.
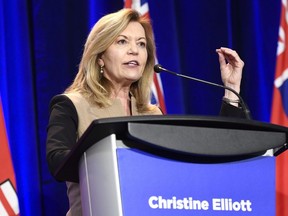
(154, 64, 251, 119)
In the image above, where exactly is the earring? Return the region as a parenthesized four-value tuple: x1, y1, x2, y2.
(100, 65, 104, 74)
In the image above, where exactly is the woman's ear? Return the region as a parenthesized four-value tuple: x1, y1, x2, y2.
(98, 58, 104, 67)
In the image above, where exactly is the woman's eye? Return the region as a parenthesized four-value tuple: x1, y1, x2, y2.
(138, 42, 146, 48)
(117, 39, 127, 45)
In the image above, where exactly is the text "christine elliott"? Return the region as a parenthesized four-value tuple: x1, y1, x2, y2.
(148, 196, 252, 212)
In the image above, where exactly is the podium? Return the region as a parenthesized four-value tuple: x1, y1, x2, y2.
(55, 115, 288, 216)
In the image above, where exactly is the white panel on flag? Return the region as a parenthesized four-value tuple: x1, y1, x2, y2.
(0, 180, 19, 215)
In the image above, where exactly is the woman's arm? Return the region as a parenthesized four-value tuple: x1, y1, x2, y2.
(46, 95, 78, 179)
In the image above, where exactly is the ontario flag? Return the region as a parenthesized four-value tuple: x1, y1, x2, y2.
(0, 98, 20, 216)
(271, 0, 288, 215)
(124, 0, 167, 113)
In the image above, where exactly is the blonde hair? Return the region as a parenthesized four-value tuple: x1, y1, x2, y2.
(65, 9, 156, 113)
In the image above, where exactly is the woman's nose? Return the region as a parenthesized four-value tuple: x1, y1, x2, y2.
(128, 43, 139, 54)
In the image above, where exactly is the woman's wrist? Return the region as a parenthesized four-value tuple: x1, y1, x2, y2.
(224, 83, 240, 99)
(223, 84, 241, 107)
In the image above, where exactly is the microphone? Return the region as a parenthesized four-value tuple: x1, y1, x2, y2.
(154, 64, 251, 119)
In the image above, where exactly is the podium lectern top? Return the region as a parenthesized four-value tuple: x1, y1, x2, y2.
(55, 115, 288, 182)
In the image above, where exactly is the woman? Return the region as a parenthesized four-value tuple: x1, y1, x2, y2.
(46, 8, 247, 216)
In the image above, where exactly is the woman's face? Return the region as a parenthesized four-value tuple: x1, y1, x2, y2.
(99, 21, 148, 87)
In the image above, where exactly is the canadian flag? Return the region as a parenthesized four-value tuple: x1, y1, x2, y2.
(0, 99, 19, 216)
(271, 0, 288, 215)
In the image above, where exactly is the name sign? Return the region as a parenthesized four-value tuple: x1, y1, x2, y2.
(117, 148, 275, 216)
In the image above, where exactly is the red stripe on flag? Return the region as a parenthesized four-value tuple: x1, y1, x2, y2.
(124, 0, 132, 8)
(272, 1, 288, 216)
(0, 100, 17, 186)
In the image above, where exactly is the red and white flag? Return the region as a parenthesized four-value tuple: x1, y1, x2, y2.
(271, 0, 288, 215)
(124, 0, 167, 113)
(0, 98, 19, 216)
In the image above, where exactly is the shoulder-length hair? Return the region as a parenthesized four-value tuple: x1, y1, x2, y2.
(65, 8, 156, 113)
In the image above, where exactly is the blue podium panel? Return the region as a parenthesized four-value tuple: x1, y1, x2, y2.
(117, 148, 275, 216)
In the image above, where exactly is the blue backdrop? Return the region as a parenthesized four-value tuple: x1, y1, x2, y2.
(0, 0, 281, 215)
